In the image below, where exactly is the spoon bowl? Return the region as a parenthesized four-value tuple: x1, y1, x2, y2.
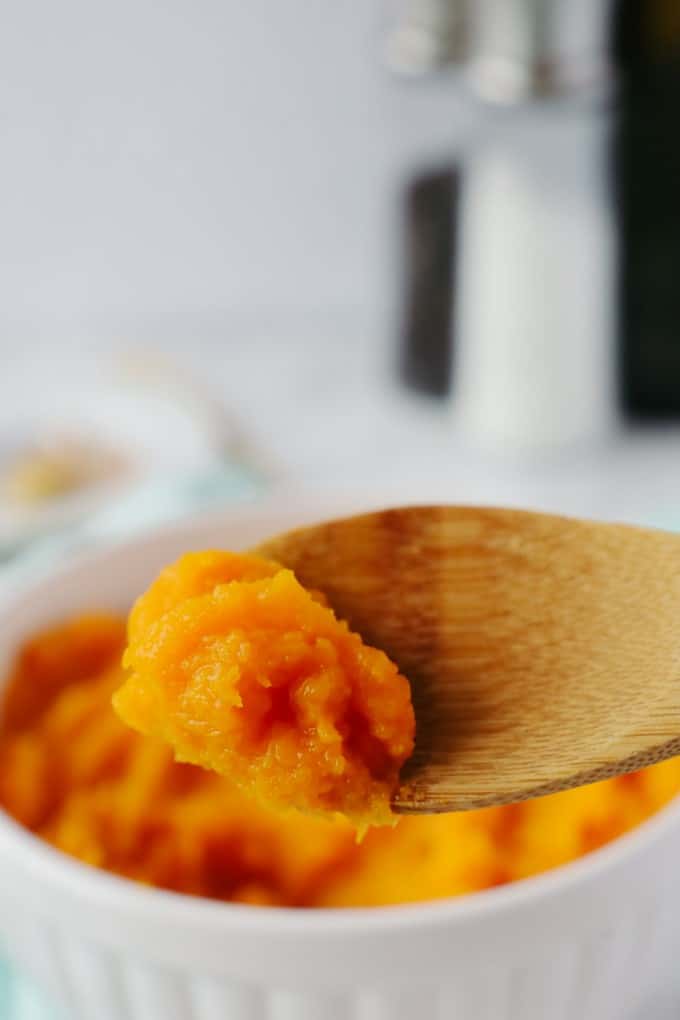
(257, 506, 680, 813)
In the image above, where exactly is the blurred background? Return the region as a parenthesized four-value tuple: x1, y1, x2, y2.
(0, 0, 679, 560)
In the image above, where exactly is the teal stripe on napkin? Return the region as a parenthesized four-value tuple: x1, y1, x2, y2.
(0, 957, 56, 1020)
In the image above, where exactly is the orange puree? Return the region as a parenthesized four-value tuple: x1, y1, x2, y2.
(113, 552, 415, 827)
(2, 614, 680, 906)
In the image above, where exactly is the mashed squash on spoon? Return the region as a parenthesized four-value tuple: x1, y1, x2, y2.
(113, 551, 415, 827)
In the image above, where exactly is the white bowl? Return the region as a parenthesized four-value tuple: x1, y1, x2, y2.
(1, 497, 680, 1020)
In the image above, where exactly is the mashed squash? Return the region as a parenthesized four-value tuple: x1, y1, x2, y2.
(113, 552, 415, 827)
(1, 614, 680, 908)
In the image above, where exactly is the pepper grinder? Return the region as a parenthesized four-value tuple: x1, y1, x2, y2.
(391, 0, 618, 453)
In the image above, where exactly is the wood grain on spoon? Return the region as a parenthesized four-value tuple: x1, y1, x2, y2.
(256, 506, 680, 814)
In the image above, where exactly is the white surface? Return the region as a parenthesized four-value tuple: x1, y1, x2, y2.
(0, 498, 680, 1020)
(8, 339, 680, 530)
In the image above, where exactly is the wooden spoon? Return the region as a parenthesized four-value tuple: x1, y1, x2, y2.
(256, 506, 680, 814)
